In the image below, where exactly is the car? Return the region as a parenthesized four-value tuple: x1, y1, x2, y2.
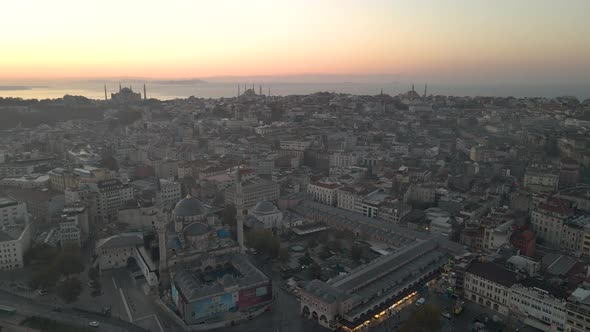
(38, 289, 48, 296)
(415, 297, 425, 306)
(91, 289, 104, 297)
(442, 312, 452, 319)
(89, 321, 100, 328)
(87, 280, 98, 288)
(52, 306, 63, 312)
(102, 305, 112, 316)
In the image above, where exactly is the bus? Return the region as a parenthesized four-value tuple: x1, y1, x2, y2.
(0, 305, 16, 315)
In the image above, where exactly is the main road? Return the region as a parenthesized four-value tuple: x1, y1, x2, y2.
(0, 288, 146, 332)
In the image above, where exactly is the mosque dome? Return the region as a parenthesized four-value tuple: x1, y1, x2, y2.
(174, 195, 206, 217)
(184, 222, 210, 237)
(220, 274, 236, 288)
(252, 201, 277, 215)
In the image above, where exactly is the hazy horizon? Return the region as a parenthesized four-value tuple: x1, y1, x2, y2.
(2, 0, 589, 84)
(1, 77, 588, 100)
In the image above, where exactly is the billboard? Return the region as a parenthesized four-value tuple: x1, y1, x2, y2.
(193, 293, 236, 320)
(237, 283, 272, 309)
(171, 283, 185, 317)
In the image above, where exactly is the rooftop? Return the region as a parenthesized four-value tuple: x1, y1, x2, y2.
(96, 232, 143, 249)
(0, 197, 19, 208)
(466, 261, 518, 287)
(173, 254, 269, 302)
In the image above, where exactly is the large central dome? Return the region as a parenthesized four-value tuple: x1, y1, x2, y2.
(252, 201, 277, 215)
(174, 195, 206, 217)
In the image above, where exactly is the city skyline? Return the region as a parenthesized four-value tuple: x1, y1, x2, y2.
(1, 0, 589, 84)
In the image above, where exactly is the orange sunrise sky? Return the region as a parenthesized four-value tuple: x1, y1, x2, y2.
(1, 0, 589, 82)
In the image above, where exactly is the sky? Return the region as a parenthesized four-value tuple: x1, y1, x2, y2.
(1, 0, 589, 83)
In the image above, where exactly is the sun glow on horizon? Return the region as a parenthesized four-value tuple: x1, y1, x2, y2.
(1, 0, 589, 82)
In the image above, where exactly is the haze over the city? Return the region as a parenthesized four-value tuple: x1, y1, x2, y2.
(1, 0, 589, 85)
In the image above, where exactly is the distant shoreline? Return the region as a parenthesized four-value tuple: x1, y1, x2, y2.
(0, 86, 49, 91)
(0, 86, 32, 91)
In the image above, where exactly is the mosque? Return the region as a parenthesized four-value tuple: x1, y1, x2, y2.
(157, 194, 240, 285)
(157, 192, 272, 326)
(244, 200, 284, 233)
(107, 84, 145, 104)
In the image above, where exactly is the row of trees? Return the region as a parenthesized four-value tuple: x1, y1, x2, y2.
(26, 244, 85, 303)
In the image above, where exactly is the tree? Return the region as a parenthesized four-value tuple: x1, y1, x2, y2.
(223, 204, 237, 228)
(56, 245, 84, 276)
(57, 277, 82, 303)
(278, 248, 290, 264)
(308, 263, 322, 279)
(318, 245, 333, 260)
(99, 155, 119, 171)
(328, 240, 341, 252)
(298, 253, 313, 266)
(88, 267, 99, 281)
(246, 229, 281, 258)
(399, 304, 442, 332)
(351, 245, 363, 262)
(29, 267, 59, 290)
(26, 244, 84, 289)
(307, 237, 318, 249)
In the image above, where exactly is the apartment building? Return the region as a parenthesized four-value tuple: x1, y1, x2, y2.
(464, 261, 517, 315)
(307, 180, 342, 206)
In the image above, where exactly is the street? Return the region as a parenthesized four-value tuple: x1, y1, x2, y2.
(0, 288, 145, 332)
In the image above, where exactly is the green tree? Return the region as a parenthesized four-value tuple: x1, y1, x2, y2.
(399, 304, 442, 332)
(57, 277, 82, 303)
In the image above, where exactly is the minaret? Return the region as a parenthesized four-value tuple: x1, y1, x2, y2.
(234, 167, 245, 254)
(156, 209, 170, 287)
(143, 84, 147, 100)
(252, 84, 255, 94)
(238, 84, 240, 97)
(412, 83, 415, 92)
(119, 83, 122, 93)
(259, 85, 262, 96)
(268, 88, 270, 96)
(424, 83, 427, 98)
(104, 84, 107, 101)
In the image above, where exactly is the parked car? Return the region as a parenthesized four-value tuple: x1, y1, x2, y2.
(91, 289, 104, 297)
(442, 312, 452, 319)
(52, 306, 63, 312)
(87, 280, 99, 288)
(89, 321, 100, 328)
(415, 297, 425, 306)
(38, 289, 48, 296)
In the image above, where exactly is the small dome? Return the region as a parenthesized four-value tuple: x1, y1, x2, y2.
(174, 195, 206, 217)
(184, 222, 209, 237)
(220, 274, 236, 287)
(252, 201, 277, 214)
